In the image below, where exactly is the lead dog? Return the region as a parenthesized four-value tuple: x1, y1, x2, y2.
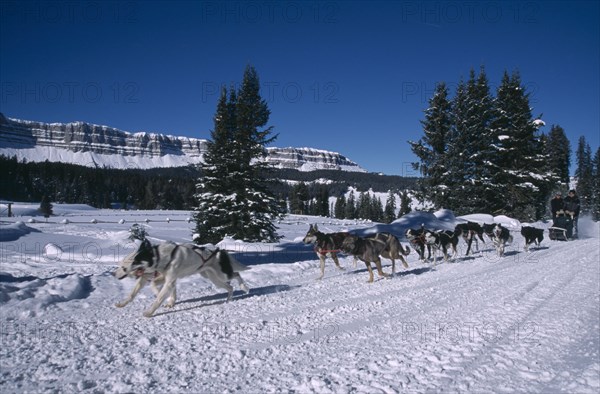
(114, 240, 249, 317)
(303, 224, 351, 279)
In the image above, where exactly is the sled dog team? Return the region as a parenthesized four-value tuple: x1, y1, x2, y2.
(115, 221, 543, 317)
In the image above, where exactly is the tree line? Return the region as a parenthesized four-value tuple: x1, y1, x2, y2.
(410, 67, 600, 220)
(0, 154, 417, 218)
(0, 155, 197, 210)
(288, 182, 412, 223)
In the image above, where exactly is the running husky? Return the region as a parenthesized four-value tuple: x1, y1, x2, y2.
(492, 224, 513, 257)
(341, 233, 410, 281)
(114, 240, 249, 317)
(303, 224, 351, 279)
(424, 229, 459, 262)
(521, 226, 544, 252)
(405, 227, 432, 261)
(454, 222, 485, 256)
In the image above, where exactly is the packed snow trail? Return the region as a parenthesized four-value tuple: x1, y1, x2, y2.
(1, 208, 599, 393)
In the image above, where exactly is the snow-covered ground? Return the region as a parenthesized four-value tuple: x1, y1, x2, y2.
(1, 204, 599, 393)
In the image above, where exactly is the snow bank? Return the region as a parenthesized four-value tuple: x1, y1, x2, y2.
(0, 273, 92, 317)
(0, 221, 41, 241)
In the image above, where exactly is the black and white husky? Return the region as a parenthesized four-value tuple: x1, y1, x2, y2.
(114, 240, 249, 317)
(424, 229, 459, 262)
(492, 224, 513, 257)
(521, 226, 544, 252)
(454, 222, 485, 256)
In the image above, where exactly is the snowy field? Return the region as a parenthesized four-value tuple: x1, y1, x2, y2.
(1, 203, 599, 393)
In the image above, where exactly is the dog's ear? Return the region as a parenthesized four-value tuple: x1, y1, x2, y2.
(313, 224, 318, 231)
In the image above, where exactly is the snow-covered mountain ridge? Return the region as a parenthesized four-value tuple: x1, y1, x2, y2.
(0, 113, 366, 172)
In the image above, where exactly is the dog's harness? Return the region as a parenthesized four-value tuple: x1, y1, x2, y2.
(408, 233, 426, 246)
(314, 246, 340, 255)
(198, 248, 220, 266)
(313, 232, 341, 255)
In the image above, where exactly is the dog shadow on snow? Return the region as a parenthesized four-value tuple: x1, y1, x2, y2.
(348, 266, 432, 279)
(153, 284, 300, 317)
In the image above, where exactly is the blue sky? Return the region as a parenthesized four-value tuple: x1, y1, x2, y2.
(1, 0, 598, 175)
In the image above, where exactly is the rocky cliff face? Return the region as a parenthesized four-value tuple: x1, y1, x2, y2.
(0, 114, 365, 172)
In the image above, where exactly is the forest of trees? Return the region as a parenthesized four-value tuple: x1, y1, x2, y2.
(410, 67, 600, 221)
(0, 154, 417, 218)
(0, 155, 198, 210)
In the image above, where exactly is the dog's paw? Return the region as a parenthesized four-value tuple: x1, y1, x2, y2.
(165, 302, 175, 308)
(143, 310, 155, 318)
(240, 284, 250, 294)
(115, 301, 127, 308)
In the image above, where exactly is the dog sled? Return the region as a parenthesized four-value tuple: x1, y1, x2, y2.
(548, 212, 573, 241)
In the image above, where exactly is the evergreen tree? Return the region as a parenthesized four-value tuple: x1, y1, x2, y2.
(289, 182, 309, 214)
(545, 125, 571, 187)
(488, 70, 549, 219)
(334, 194, 346, 219)
(194, 87, 238, 243)
(195, 66, 283, 243)
(383, 190, 397, 223)
(444, 78, 469, 212)
(592, 147, 600, 220)
(39, 195, 53, 218)
(345, 191, 356, 219)
(398, 190, 412, 217)
(371, 195, 384, 222)
(317, 185, 330, 217)
(460, 67, 496, 214)
(409, 82, 452, 209)
(575, 136, 594, 215)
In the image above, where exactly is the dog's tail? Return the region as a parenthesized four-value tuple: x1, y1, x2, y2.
(219, 250, 250, 273)
(401, 244, 411, 256)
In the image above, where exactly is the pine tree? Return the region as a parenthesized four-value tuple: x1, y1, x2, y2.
(39, 195, 53, 218)
(345, 191, 356, 219)
(371, 195, 384, 222)
(383, 190, 397, 223)
(444, 78, 469, 212)
(194, 66, 283, 243)
(409, 82, 452, 209)
(357, 191, 371, 219)
(289, 182, 309, 214)
(488, 70, 550, 219)
(194, 87, 238, 243)
(398, 190, 412, 217)
(443, 68, 495, 214)
(575, 136, 594, 215)
(334, 194, 346, 219)
(317, 185, 330, 217)
(592, 147, 600, 220)
(545, 125, 571, 187)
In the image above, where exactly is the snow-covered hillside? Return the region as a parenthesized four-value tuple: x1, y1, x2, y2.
(1, 204, 599, 393)
(0, 114, 366, 172)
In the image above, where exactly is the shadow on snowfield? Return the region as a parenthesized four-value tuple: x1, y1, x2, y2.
(154, 284, 300, 316)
